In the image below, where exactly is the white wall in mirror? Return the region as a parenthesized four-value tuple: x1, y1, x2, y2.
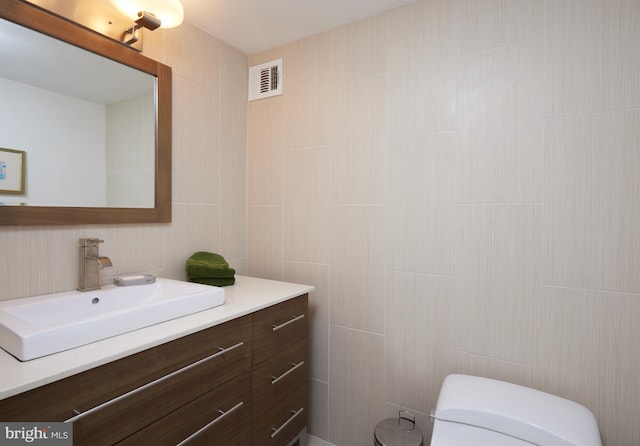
(0, 78, 155, 207)
(106, 91, 156, 207)
(0, 17, 156, 208)
(0, 77, 107, 206)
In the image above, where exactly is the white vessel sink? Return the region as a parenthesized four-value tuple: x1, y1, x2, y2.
(0, 278, 224, 361)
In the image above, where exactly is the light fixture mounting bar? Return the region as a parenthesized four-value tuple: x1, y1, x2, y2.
(123, 10, 160, 45)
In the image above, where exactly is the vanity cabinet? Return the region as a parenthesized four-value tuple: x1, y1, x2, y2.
(252, 295, 309, 445)
(0, 294, 309, 446)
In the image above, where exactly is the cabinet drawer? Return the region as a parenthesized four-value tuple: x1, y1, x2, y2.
(116, 373, 251, 446)
(252, 338, 308, 416)
(252, 383, 307, 446)
(1, 315, 251, 444)
(253, 294, 308, 365)
(73, 321, 251, 445)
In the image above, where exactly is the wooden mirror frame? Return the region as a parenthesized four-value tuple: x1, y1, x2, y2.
(0, 0, 171, 225)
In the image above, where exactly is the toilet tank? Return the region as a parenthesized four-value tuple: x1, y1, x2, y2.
(430, 375, 601, 446)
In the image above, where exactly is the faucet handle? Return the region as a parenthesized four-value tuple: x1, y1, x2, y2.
(79, 238, 104, 247)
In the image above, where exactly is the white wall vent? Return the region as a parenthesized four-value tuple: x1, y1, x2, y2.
(248, 59, 283, 101)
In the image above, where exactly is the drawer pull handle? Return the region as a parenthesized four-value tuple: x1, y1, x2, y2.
(270, 407, 304, 438)
(175, 401, 244, 446)
(271, 361, 305, 385)
(272, 314, 305, 332)
(63, 341, 245, 423)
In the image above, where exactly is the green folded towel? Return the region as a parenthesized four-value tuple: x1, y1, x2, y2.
(189, 277, 235, 287)
(187, 251, 229, 269)
(186, 251, 236, 282)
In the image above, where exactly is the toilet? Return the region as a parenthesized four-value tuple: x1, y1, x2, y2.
(430, 374, 602, 446)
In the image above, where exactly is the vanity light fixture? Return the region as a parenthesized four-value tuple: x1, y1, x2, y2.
(110, 0, 184, 45)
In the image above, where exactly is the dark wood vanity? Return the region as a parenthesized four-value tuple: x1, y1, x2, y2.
(0, 294, 309, 446)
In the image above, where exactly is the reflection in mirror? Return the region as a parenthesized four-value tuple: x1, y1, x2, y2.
(0, 0, 171, 225)
(0, 18, 156, 208)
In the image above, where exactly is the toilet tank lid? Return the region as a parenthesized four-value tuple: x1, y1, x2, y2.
(433, 375, 601, 446)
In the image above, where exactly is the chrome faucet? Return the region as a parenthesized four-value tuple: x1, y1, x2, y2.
(78, 238, 112, 291)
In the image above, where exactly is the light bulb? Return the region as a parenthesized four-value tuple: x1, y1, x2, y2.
(110, 0, 184, 28)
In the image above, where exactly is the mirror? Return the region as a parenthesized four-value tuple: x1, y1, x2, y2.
(0, 0, 171, 224)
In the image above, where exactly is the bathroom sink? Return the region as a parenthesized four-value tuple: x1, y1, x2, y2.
(0, 278, 225, 361)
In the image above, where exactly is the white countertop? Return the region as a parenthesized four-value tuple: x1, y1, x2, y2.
(0, 275, 313, 400)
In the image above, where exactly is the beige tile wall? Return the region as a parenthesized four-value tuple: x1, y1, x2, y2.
(0, 22, 248, 299)
(248, 0, 640, 445)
